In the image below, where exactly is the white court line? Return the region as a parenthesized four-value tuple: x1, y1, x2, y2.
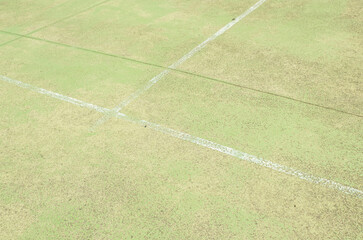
(92, 0, 268, 128)
(0, 75, 112, 115)
(1, 74, 362, 199)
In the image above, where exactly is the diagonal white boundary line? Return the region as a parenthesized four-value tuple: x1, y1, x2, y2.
(91, 0, 268, 129)
(1, 75, 362, 199)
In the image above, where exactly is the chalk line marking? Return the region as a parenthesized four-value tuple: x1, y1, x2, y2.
(0, 75, 111, 115)
(0, 30, 361, 118)
(1, 75, 362, 198)
(91, 0, 268, 129)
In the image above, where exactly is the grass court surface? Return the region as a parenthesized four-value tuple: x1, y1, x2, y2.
(0, 0, 362, 239)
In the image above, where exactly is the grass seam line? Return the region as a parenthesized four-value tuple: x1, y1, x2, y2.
(1, 74, 362, 199)
(1, 31, 360, 118)
(91, 0, 268, 129)
(0, 0, 112, 47)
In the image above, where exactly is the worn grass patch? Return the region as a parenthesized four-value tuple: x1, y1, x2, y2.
(122, 71, 363, 189)
(179, 0, 363, 115)
(31, 0, 257, 66)
(0, 0, 362, 239)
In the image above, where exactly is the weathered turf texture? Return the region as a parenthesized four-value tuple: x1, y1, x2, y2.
(0, 0, 108, 34)
(1, 84, 362, 239)
(179, 0, 363, 115)
(0, 32, 17, 45)
(123, 71, 363, 189)
(31, 0, 258, 66)
(0, 38, 163, 108)
(0, 0, 362, 239)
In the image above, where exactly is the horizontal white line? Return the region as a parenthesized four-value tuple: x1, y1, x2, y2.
(1, 74, 362, 198)
(0, 75, 113, 115)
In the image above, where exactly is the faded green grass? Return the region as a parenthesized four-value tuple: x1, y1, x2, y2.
(1, 84, 362, 239)
(0, 38, 163, 108)
(234, 0, 357, 62)
(0, 32, 17, 45)
(179, 0, 363, 115)
(0, 0, 362, 239)
(0, 84, 293, 239)
(31, 0, 257, 66)
(123, 71, 363, 189)
(0, 0, 107, 34)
